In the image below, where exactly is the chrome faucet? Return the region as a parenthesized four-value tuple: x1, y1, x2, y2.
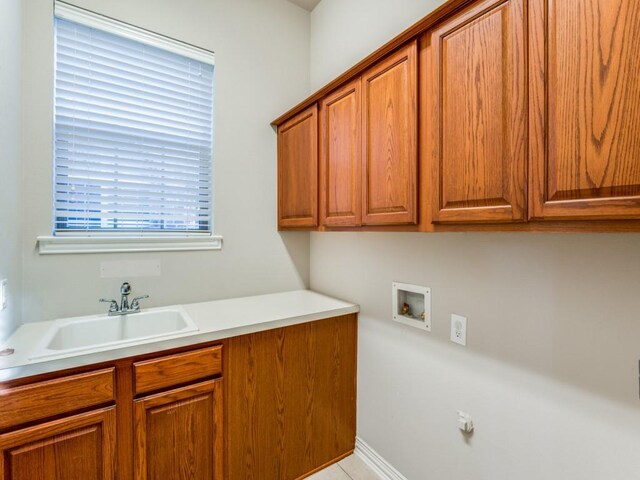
(100, 282, 149, 316)
(120, 282, 132, 311)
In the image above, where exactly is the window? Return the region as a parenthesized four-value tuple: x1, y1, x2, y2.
(51, 2, 215, 246)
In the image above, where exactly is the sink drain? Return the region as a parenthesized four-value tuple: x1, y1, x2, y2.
(0, 348, 15, 356)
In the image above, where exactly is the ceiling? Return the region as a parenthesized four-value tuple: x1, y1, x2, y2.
(287, 0, 322, 12)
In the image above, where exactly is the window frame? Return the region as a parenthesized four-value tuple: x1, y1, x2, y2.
(40, 1, 221, 254)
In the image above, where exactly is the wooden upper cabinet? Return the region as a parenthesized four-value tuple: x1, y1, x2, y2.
(529, 0, 640, 220)
(278, 105, 318, 228)
(320, 79, 362, 227)
(0, 408, 116, 480)
(362, 41, 418, 225)
(134, 379, 223, 480)
(430, 0, 527, 223)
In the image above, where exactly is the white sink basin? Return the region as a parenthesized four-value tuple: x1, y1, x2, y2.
(30, 307, 199, 360)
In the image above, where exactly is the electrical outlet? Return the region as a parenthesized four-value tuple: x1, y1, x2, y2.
(450, 314, 467, 346)
(0, 279, 7, 311)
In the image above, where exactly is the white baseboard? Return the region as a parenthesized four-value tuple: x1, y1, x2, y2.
(354, 437, 408, 480)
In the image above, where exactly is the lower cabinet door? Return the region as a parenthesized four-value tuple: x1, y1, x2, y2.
(133, 379, 223, 480)
(0, 407, 116, 480)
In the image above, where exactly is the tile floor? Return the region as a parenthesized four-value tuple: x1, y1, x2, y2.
(307, 454, 381, 480)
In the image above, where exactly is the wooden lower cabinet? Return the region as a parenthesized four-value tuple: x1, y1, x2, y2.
(0, 407, 116, 480)
(0, 314, 358, 480)
(133, 379, 223, 480)
(226, 314, 358, 480)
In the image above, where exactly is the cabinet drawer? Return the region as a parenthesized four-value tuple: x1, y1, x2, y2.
(134, 345, 222, 395)
(0, 368, 115, 430)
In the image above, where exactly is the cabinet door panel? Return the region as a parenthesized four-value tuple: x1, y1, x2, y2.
(362, 42, 418, 225)
(320, 80, 362, 227)
(226, 315, 358, 480)
(431, 0, 527, 223)
(278, 105, 318, 228)
(530, 0, 640, 219)
(134, 379, 223, 480)
(0, 407, 116, 480)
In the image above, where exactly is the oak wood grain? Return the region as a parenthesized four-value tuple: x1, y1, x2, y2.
(226, 314, 358, 480)
(431, 0, 528, 223)
(115, 360, 134, 480)
(278, 105, 319, 229)
(362, 42, 418, 225)
(133, 345, 222, 395)
(0, 407, 116, 480)
(133, 379, 223, 480)
(324, 220, 640, 233)
(529, 0, 640, 219)
(320, 79, 362, 227)
(0, 368, 115, 430)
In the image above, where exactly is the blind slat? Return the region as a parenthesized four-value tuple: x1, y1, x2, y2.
(56, 152, 209, 175)
(55, 167, 208, 189)
(55, 33, 213, 83)
(55, 159, 211, 184)
(55, 184, 210, 202)
(55, 118, 212, 149)
(55, 103, 212, 137)
(56, 53, 213, 98)
(55, 211, 209, 222)
(55, 130, 211, 159)
(55, 60, 213, 104)
(54, 15, 214, 233)
(56, 203, 210, 216)
(56, 73, 212, 116)
(55, 86, 212, 123)
(56, 194, 209, 210)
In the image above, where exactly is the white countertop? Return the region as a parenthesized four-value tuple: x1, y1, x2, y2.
(0, 290, 359, 382)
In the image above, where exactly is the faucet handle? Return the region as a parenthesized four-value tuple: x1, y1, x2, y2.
(130, 295, 149, 311)
(99, 298, 119, 312)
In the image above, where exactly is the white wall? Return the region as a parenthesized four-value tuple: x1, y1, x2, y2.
(0, 0, 23, 340)
(20, 0, 311, 322)
(310, 0, 443, 90)
(310, 2, 640, 479)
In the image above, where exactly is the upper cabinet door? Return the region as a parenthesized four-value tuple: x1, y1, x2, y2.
(278, 105, 318, 229)
(362, 42, 418, 225)
(320, 79, 362, 227)
(529, 0, 640, 220)
(430, 0, 527, 223)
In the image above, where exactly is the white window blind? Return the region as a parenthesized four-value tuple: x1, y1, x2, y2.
(53, 4, 214, 235)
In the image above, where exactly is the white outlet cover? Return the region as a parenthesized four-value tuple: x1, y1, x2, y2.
(0, 279, 6, 311)
(450, 314, 467, 346)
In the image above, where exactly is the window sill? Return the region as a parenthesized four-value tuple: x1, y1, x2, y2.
(37, 235, 223, 255)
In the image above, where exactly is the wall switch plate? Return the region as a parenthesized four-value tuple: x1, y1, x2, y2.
(450, 314, 467, 346)
(0, 279, 7, 311)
